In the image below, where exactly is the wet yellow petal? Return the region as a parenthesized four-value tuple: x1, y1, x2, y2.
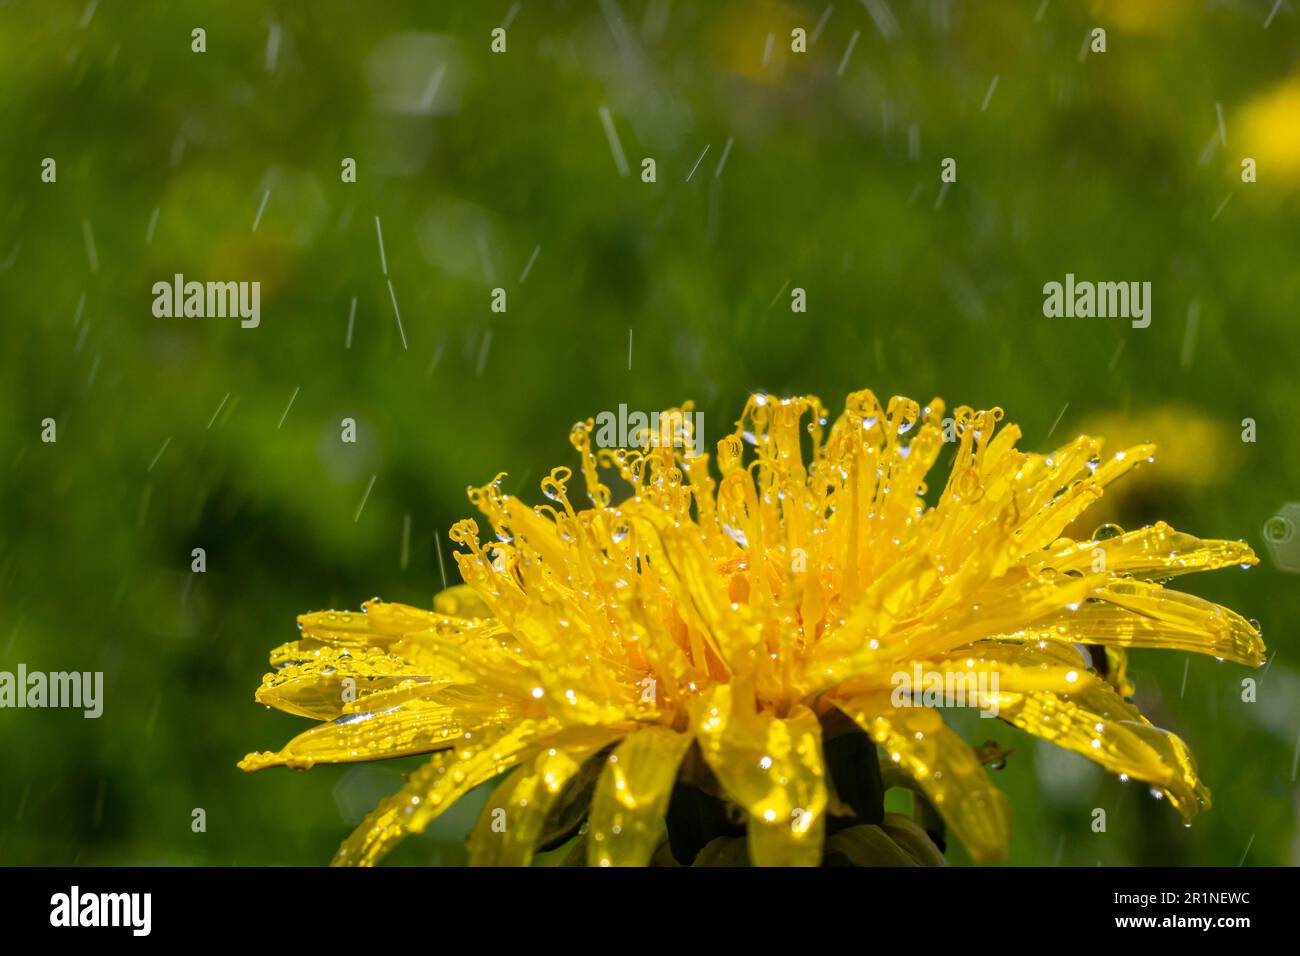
(298, 600, 457, 645)
(806, 568, 1104, 692)
(254, 643, 452, 720)
(1012, 444, 1155, 556)
(835, 694, 1010, 864)
(836, 643, 1093, 701)
(238, 694, 520, 771)
(332, 719, 561, 866)
(997, 682, 1209, 820)
(1034, 579, 1264, 666)
(1027, 522, 1256, 581)
(1004, 435, 1098, 530)
(292, 601, 507, 678)
(586, 726, 693, 867)
(630, 512, 758, 674)
(691, 685, 827, 866)
(468, 737, 617, 866)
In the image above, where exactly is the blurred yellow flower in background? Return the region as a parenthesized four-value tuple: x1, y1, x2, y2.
(1238, 73, 1300, 185)
(1067, 406, 1240, 536)
(711, 0, 801, 83)
(1087, 0, 1194, 34)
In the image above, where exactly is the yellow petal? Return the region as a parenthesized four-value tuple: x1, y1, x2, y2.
(1002, 435, 1098, 535)
(331, 719, 561, 866)
(630, 511, 756, 674)
(291, 600, 508, 679)
(690, 685, 827, 866)
(1034, 579, 1265, 666)
(834, 694, 1010, 864)
(1026, 522, 1257, 581)
(952, 638, 1122, 700)
(254, 642, 452, 720)
(997, 681, 1210, 820)
(298, 600, 458, 646)
(1012, 443, 1154, 555)
(806, 568, 1104, 692)
(238, 694, 520, 771)
(836, 643, 1093, 701)
(468, 737, 617, 866)
(586, 725, 693, 867)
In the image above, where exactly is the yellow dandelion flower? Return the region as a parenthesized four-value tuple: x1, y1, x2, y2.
(240, 391, 1264, 867)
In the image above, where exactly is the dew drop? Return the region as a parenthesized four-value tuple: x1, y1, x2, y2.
(1092, 523, 1124, 542)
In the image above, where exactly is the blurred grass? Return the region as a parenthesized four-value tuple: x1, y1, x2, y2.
(1, 0, 1297, 865)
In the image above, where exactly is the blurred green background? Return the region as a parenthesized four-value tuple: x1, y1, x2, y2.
(1, 0, 1297, 866)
